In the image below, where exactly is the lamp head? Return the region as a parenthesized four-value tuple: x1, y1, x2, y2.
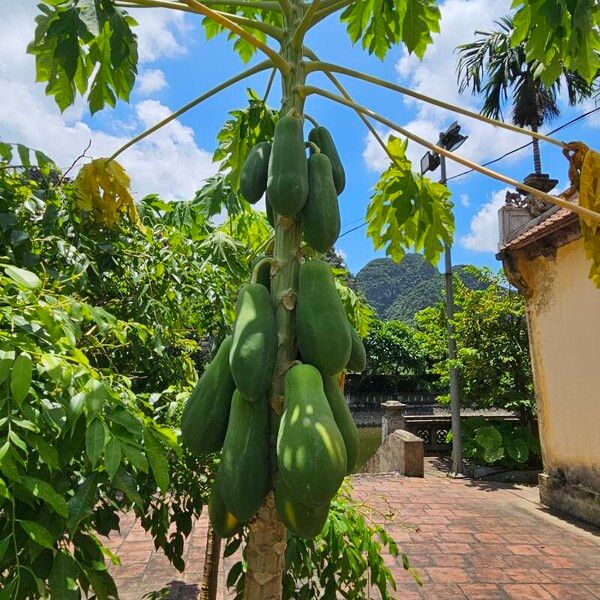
(440, 121, 468, 152)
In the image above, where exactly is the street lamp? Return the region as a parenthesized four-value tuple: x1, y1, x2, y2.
(421, 122, 467, 477)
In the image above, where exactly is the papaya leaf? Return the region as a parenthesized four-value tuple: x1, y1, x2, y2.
(28, 1, 138, 113)
(578, 149, 600, 287)
(213, 89, 278, 191)
(74, 158, 144, 231)
(512, 0, 600, 84)
(340, 0, 440, 60)
(366, 136, 453, 266)
(201, 8, 283, 64)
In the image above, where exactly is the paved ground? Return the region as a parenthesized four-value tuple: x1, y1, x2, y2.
(107, 460, 600, 599)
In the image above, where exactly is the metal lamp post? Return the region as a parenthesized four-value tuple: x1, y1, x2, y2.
(421, 122, 468, 477)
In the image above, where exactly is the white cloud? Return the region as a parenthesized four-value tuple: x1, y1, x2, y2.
(460, 193, 470, 208)
(577, 98, 600, 129)
(460, 188, 509, 252)
(0, 1, 214, 201)
(363, 0, 526, 177)
(362, 128, 392, 172)
(137, 69, 168, 95)
(134, 9, 189, 63)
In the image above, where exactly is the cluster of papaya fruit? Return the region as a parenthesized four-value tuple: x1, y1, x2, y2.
(181, 112, 366, 539)
(240, 112, 345, 252)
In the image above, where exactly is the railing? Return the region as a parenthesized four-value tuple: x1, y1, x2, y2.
(346, 392, 437, 409)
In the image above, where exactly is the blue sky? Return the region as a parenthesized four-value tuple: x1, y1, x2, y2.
(1, 0, 599, 275)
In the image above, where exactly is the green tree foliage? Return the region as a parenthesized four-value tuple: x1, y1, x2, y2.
(511, 0, 600, 85)
(415, 269, 535, 421)
(28, 0, 138, 113)
(213, 89, 279, 192)
(364, 320, 429, 378)
(340, 0, 441, 59)
(0, 149, 265, 597)
(366, 137, 454, 267)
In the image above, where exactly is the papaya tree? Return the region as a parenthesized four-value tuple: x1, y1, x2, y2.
(26, 1, 600, 599)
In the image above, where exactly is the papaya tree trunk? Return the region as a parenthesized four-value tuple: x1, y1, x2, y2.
(198, 523, 221, 600)
(243, 3, 306, 599)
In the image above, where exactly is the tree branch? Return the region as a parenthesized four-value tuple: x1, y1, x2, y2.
(108, 60, 273, 163)
(305, 61, 566, 149)
(277, 0, 293, 20)
(291, 0, 322, 48)
(119, 1, 284, 38)
(299, 85, 600, 223)
(214, 10, 284, 40)
(263, 68, 277, 101)
(303, 48, 397, 167)
(118, 0, 281, 12)
(183, 0, 290, 72)
(312, 0, 354, 24)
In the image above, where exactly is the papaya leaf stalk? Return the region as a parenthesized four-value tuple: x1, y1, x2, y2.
(300, 85, 600, 224)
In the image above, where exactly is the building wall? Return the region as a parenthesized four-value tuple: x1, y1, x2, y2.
(513, 239, 600, 524)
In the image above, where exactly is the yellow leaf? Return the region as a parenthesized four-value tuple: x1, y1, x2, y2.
(579, 149, 600, 287)
(74, 159, 145, 232)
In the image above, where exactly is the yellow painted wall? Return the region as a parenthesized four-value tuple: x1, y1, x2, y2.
(516, 239, 600, 491)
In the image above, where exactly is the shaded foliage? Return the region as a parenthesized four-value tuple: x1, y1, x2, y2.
(453, 417, 541, 470)
(0, 150, 262, 597)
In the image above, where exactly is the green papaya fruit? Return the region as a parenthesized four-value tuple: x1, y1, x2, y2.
(266, 115, 308, 216)
(302, 153, 341, 253)
(274, 478, 329, 538)
(296, 260, 352, 375)
(252, 255, 272, 291)
(209, 485, 243, 538)
(217, 390, 270, 522)
(347, 326, 367, 373)
(266, 197, 275, 227)
(322, 375, 360, 474)
(230, 284, 277, 401)
(308, 126, 346, 194)
(181, 336, 235, 455)
(277, 364, 347, 506)
(240, 141, 271, 204)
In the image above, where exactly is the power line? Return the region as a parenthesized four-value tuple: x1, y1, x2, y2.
(339, 220, 369, 238)
(338, 105, 600, 239)
(445, 105, 600, 182)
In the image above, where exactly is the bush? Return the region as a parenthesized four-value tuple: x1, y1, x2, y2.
(0, 153, 246, 596)
(226, 482, 420, 600)
(452, 417, 542, 470)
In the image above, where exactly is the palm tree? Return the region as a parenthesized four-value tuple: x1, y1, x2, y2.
(456, 16, 593, 175)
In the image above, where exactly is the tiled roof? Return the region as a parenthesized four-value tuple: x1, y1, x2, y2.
(499, 205, 579, 252)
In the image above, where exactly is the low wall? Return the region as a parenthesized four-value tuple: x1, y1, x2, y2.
(363, 429, 424, 477)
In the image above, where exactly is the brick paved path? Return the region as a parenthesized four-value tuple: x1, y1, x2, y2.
(107, 467, 600, 599)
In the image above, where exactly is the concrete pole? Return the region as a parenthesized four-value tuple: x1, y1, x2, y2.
(440, 155, 464, 476)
